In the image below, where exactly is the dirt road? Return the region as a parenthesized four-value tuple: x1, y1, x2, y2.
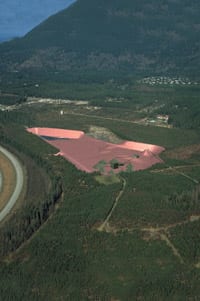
(98, 177, 126, 232)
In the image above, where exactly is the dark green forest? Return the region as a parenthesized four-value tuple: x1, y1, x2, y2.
(0, 0, 200, 79)
(0, 0, 200, 299)
(0, 104, 200, 300)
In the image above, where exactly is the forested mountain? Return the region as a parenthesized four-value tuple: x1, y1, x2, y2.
(0, 0, 200, 78)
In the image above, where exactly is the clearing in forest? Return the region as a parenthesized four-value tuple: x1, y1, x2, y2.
(0, 151, 16, 211)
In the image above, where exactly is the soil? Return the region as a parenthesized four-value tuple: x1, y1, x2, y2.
(0, 151, 16, 211)
(87, 125, 122, 144)
(165, 144, 200, 160)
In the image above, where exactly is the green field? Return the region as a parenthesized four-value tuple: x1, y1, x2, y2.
(0, 84, 200, 300)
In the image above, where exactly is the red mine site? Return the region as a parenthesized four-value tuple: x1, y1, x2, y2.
(27, 127, 165, 173)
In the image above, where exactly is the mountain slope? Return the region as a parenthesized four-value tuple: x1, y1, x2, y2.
(0, 0, 76, 41)
(0, 0, 200, 78)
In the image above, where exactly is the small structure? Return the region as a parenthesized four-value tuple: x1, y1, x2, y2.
(156, 115, 169, 123)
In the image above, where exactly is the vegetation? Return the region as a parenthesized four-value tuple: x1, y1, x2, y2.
(95, 174, 121, 185)
(0, 1, 200, 299)
(1, 79, 200, 130)
(0, 0, 200, 80)
(0, 123, 62, 257)
(0, 99, 199, 299)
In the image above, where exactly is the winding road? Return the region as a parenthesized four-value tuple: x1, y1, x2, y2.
(0, 146, 24, 222)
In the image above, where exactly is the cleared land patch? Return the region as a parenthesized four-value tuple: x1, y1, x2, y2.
(165, 144, 200, 160)
(95, 175, 121, 185)
(0, 150, 16, 211)
(87, 125, 122, 144)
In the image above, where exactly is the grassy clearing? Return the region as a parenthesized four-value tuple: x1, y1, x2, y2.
(32, 106, 200, 149)
(95, 174, 121, 185)
(0, 150, 16, 211)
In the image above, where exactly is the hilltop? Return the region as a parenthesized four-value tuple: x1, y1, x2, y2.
(0, 0, 200, 79)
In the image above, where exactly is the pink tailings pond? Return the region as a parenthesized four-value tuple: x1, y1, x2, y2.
(27, 127, 165, 173)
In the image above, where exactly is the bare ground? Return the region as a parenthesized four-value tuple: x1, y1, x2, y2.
(0, 151, 16, 211)
(87, 125, 122, 144)
(165, 144, 200, 160)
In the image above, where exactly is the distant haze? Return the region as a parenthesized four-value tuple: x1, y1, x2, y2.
(0, 0, 76, 42)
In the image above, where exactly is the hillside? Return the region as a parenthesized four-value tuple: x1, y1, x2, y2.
(0, 0, 200, 79)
